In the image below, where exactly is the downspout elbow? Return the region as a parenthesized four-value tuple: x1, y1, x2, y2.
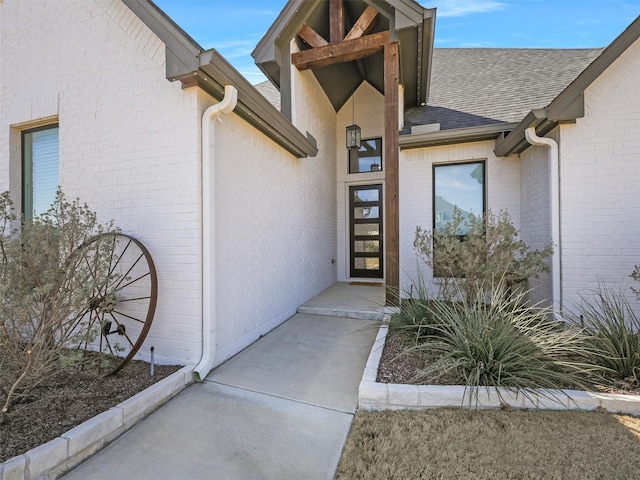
(525, 127, 561, 317)
(193, 85, 238, 382)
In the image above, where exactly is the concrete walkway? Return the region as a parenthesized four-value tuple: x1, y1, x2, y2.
(61, 283, 381, 480)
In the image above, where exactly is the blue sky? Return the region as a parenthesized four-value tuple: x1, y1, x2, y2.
(153, 0, 639, 84)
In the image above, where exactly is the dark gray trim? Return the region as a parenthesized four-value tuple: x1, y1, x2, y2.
(494, 16, 640, 157)
(252, 0, 320, 73)
(400, 123, 519, 150)
(122, 0, 201, 78)
(122, 0, 317, 158)
(198, 50, 317, 158)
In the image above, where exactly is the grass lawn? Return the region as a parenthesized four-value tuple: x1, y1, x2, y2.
(335, 408, 640, 479)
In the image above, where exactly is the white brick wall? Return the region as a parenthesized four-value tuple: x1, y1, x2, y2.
(519, 131, 556, 307)
(211, 65, 338, 364)
(0, 0, 202, 365)
(400, 140, 521, 295)
(336, 82, 385, 281)
(558, 37, 640, 315)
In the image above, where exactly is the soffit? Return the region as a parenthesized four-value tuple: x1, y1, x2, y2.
(252, 0, 435, 111)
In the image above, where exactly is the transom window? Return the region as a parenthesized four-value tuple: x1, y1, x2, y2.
(22, 125, 59, 219)
(349, 138, 382, 174)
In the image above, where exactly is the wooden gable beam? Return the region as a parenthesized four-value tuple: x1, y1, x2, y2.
(330, 0, 344, 44)
(297, 23, 329, 48)
(344, 6, 379, 41)
(292, 30, 389, 71)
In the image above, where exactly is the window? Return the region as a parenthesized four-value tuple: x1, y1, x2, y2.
(433, 161, 485, 234)
(432, 161, 485, 277)
(22, 125, 59, 218)
(349, 138, 382, 173)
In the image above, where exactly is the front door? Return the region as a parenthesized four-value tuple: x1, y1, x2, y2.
(349, 184, 383, 279)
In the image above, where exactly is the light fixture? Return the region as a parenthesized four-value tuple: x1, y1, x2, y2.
(346, 124, 361, 150)
(346, 95, 361, 150)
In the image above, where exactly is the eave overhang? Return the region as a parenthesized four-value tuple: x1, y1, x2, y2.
(400, 123, 520, 150)
(123, 0, 317, 158)
(494, 15, 640, 158)
(252, 0, 436, 111)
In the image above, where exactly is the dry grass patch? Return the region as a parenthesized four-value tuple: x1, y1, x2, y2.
(336, 409, 640, 480)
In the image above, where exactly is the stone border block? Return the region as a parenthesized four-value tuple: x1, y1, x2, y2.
(62, 409, 122, 458)
(1, 365, 194, 480)
(117, 366, 191, 427)
(419, 385, 466, 408)
(0, 455, 26, 480)
(359, 324, 640, 416)
(25, 438, 67, 479)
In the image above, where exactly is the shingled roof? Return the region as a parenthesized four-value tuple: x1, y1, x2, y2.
(402, 48, 603, 134)
(255, 47, 603, 136)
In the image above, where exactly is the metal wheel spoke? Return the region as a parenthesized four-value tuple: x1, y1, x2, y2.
(111, 309, 147, 324)
(69, 232, 157, 377)
(111, 252, 144, 291)
(114, 271, 151, 291)
(116, 295, 151, 303)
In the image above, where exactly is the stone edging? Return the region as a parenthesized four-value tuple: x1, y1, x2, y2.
(0, 365, 194, 480)
(359, 323, 640, 415)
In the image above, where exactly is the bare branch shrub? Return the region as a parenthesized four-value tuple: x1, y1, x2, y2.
(414, 208, 553, 301)
(0, 191, 116, 423)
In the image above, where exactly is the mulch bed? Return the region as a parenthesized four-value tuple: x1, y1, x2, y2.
(376, 330, 640, 396)
(0, 360, 181, 462)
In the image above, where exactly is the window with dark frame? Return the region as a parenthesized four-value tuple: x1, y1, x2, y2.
(22, 125, 59, 219)
(348, 137, 382, 174)
(432, 161, 486, 276)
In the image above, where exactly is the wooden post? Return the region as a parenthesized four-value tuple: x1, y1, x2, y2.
(384, 41, 400, 305)
(329, 0, 344, 44)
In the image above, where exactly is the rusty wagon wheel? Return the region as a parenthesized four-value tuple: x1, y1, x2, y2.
(67, 232, 158, 376)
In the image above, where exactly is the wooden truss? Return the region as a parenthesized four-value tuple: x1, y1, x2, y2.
(292, 0, 400, 304)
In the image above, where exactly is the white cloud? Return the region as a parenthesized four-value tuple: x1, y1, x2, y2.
(435, 0, 507, 17)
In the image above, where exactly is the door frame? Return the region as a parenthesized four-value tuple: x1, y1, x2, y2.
(347, 182, 384, 279)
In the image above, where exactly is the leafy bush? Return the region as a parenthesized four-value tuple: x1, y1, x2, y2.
(570, 284, 640, 385)
(0, 191, 116, 423)
(407, 280, 598, 405)
(414, 208, 552, 301)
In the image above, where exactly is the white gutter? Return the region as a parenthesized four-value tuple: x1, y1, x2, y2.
(524, 127, 561, 316)
(193, 85, 238, 382)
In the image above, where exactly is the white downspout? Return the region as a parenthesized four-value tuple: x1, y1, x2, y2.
(193, 85, 238, 382)
(524, 127, 561, 316)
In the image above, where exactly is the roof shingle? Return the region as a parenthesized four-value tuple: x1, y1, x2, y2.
(403, 48, 603, 133)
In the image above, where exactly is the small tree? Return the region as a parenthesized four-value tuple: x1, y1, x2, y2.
(414, 208, 552, 301)
(0, 191, 116, 423)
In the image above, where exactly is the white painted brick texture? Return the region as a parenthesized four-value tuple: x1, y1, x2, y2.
(400, 141, 521, 295)
(0, 0, 201, 364)
(519, 136, 554, 307)
(211, 67, 338, 364)
(559, 37, 640, 315)
(336, 82, 385, 281)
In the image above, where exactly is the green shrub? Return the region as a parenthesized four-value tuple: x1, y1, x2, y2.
(571, 284, 640, 384)
(409, 280, 597, 405)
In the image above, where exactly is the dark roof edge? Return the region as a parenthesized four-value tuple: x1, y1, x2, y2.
(399, 123, 520, 150)
(123, 0, 317, 158)
(198, 50, 318, 158)
(494, 15, 640, 157)
(421, 8, 436, 107)
(253, 0, 435, 108)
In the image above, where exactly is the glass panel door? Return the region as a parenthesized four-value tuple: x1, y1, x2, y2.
(349, 184, 383, 278)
